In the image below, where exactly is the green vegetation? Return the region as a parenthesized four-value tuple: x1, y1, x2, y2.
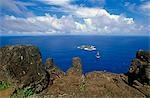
(0, 81, 34, 98)
(10, 87, 34, 98)
(106, 93, 113, 98)
(106, 89, 113, 98)
(0, 81, 11, 91)
(79, 82, 86, 92)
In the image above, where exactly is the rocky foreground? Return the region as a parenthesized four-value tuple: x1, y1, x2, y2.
(0, 45, 149, 98)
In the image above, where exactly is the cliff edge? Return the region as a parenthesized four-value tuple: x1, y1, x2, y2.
(0, 45, 149, 98)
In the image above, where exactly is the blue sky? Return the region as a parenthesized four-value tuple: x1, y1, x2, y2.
(0, 0, 150, 36)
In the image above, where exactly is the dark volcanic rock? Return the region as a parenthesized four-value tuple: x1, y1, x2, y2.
(0, 45, 50, 93)
(136, 50, 150, 62)
(128, 50, 150, 85)
(67, 57, 82, 76)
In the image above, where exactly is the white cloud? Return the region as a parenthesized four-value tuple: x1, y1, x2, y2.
(39, 0, 71, 6)
(140, 1, 150, 9)
(0, 0, 149, 36)
(40, 0, 105, 7)
(75, 8, 108, 18)
(140, 1, 150, 16)
(1, 7, 149, 36)
(124, 1, 150, 17)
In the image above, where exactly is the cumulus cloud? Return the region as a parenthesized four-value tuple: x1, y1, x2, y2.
(1, 7, 149, 36)
(75, 7, 102, 18)
(0, 0, 149, 36)
(74, 7, 148, 35)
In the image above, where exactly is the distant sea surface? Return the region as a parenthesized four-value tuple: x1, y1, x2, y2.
(0, 36, 149, 73)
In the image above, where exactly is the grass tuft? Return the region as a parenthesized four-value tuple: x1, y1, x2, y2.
(10, 87, 34, 98)
(0, 81, 11, 91)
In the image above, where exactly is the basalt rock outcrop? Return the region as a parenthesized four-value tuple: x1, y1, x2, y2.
(0, 45, 150, 98)
(37, 57, 146, 98)
(128, 50, 150, 85)
(67, 57, 82, 76)
(0, 45, 50, 93)
(45, 58, 65, 81)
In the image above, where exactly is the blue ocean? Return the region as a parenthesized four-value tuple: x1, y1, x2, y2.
(0, 36, 149, 73)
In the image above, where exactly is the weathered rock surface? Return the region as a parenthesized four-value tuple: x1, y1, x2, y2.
(127, 50, 150, 97)
(136, 50, 150, 63)
(0, 45, 50, 93)
(0, 45, 149, 98)
(128, 50, 150, 85)
(34, 56, 147, 98)
(36, 72, 146, 98)
(67, 57, 82, 76)
(45, 58, 65, 81)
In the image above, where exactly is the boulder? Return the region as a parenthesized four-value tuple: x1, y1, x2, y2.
(128, 50, 150, 85)
(0, 45, 50, 93)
